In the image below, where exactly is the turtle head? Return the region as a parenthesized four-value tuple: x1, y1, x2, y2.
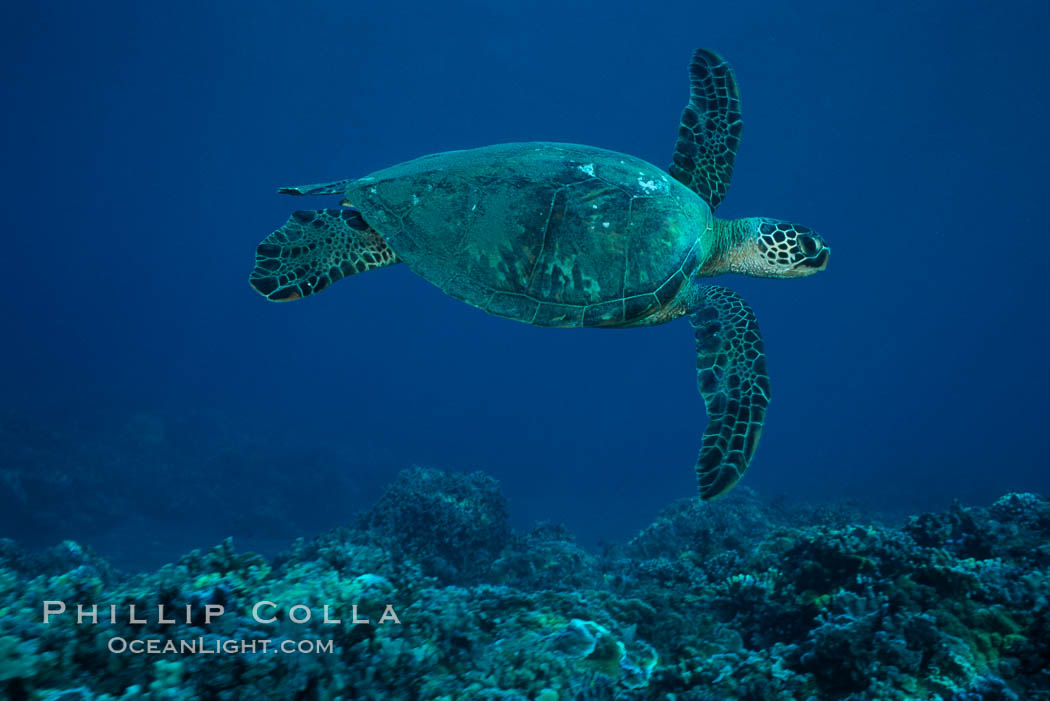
(709, 217, 830, 279)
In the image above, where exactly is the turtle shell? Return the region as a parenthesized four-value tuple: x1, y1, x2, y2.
(345, 142, 713, 327)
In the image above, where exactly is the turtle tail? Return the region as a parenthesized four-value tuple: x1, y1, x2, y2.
(249, 209, 398, 302)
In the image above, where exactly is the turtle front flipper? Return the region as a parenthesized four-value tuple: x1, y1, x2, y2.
(689, 285, 770, 500)
(250, 209, 398, 302)
(670, 49, 742, 211)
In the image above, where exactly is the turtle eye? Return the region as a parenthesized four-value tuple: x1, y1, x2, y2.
(798, 234, 820, 257)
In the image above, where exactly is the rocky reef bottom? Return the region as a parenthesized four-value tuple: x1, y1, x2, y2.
(1, 467, 1047, 700)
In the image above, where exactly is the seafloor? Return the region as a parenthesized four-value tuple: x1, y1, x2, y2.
(1, 466, 1047, 700)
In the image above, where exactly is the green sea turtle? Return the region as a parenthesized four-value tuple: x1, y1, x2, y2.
(250, 49, 829, 500)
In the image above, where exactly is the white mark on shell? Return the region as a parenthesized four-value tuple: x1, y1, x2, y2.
(577, 163, 596, 177)
(636, 177, 666, 194)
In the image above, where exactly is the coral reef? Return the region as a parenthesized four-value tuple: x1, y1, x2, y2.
(0, 467, 1047, 700)
(358, 466, 511, 583)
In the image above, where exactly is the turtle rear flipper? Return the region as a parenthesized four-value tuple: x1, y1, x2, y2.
(278, 179, 354, 196)
(689, 285, 770, 500)
(250, 209, 398, 302)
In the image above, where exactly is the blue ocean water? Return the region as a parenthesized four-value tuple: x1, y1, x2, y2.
(2, 0, 1048, 560)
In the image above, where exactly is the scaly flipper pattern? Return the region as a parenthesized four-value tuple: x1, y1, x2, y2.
(250, 209, 398, 302)
(669, 49, 742, 211)
(689, 285, 770, 499)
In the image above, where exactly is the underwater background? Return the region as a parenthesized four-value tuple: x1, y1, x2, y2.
(2, 0, 1049, 699)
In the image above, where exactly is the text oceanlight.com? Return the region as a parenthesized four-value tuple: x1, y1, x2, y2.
(107, 637, 335, 655)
